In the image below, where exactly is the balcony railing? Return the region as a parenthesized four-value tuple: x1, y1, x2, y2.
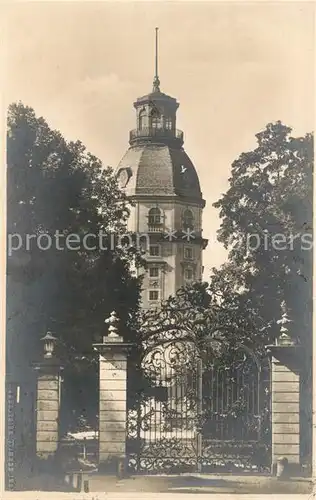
(147, 225, 164, 233)
(129, 127, 184, 144)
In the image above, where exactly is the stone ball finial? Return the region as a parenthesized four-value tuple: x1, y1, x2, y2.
(105, 311, 119, 337)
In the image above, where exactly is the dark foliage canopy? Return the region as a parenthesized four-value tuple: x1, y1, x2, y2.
(211, 122, 313, 349)
(7, 102, 142, 429)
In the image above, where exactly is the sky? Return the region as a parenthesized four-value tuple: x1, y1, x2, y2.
(3, 1, 314, 278)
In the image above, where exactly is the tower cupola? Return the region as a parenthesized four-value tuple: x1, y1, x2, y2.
(129, 28, 183, 149)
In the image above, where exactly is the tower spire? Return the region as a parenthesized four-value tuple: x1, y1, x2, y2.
(152, 27, 160, 92)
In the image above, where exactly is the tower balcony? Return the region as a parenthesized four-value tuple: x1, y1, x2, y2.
(129, 127, 184, 147)
(147, 224, 165, 233)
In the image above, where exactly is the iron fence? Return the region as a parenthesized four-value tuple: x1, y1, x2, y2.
(127, 339, 271, 474)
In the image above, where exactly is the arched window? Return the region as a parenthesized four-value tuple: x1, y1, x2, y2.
(150, 108, 161, 129)
(139, 110, 146, 130)
(183, 209, 194, 230)
(148, 207, 162, 225)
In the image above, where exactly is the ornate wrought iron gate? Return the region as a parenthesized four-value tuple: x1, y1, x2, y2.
(127, 338, 271, 474)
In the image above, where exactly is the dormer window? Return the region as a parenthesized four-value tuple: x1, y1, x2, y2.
(148, 207, 162, 225)
(183, 209, 194, 230)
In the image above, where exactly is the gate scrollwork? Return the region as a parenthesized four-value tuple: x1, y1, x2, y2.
(127, 301, 271, 474)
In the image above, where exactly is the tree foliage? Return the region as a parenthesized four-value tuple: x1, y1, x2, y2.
(7, 102, 142, 430)
(211, 122, 313, 347)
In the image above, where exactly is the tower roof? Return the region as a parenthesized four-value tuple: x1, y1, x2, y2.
(116, 143, 204, 204)
(133, 89, 178, 110)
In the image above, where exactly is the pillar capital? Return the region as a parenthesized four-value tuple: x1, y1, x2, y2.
(33, 358, 64, 373)
(267, 342, 303, 370)
(93, 341, 134, 355)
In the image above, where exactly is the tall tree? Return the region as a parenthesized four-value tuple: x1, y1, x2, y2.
(7, 102, 142, 430)
(212, 122, 313, 347)
(211, 122, 313, 466)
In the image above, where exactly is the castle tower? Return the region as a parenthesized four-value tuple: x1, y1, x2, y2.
(116, 29, 207, 309)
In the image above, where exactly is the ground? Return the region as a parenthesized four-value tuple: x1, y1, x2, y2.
(6, 472, 314, 496)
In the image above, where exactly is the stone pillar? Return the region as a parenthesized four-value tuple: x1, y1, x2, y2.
(93, 312, 133, 473)
(33, 332, 63, 467)
(5, 376, 18, 490)
(268, 336, 302, 475)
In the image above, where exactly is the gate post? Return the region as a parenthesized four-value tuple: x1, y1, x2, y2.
(5, 375, 18, 490)
(268, 328, 302, 476)
(33, 332, 63, 470)
(93, 311, 133, 474)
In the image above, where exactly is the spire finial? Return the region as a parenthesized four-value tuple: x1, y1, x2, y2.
(276, 300, 295, 346)
(153, 27, 160, 92)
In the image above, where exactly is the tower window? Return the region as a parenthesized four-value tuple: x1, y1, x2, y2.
(150, 108, 161, 129)
(148, 207, 162, 225)
(184, 247, 193, 260)
(149, 267, 159, 277)
(149, 245, 160, 256)
(149, 290, 159, 301)
(185, 268, 194, 280)
(183, 209, 194, 230)
(139, 110, 146, 130)
(165, 117, 172, 130)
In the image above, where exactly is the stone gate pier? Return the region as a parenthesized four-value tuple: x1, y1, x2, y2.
(268, 330, 303, 476)
(93, 311, 133, 473)
(33, 332, 63, 471)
